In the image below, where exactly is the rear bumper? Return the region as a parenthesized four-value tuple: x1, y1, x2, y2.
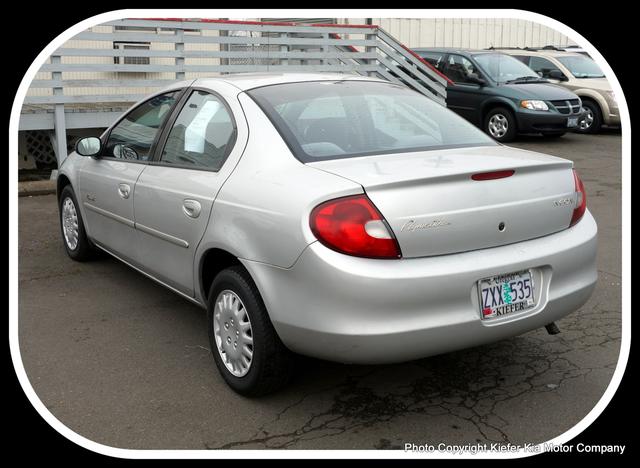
(244, 211, 598, 364)
(516, 109, 586, 134)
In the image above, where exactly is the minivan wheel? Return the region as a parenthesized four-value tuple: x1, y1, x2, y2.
(207, 266, 294, 396)
(577, 100, 602, 133)
(485, 108, 517, 142)
(59, 185, 95, 261)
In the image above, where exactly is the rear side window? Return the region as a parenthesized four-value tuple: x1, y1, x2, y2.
(160, 90, 236, 171)
(248, 80, 495, 162)
(418, 52, 445, 70)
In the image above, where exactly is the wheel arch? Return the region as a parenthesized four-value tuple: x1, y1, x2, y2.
(56, 173, 72, 201)
(481, 98, 518, 121)
(198, 247, 245, 302)
(577, 93, 605, 115)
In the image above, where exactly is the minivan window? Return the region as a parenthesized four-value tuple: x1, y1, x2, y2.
(556, 55, 605, 78)
(105, 91, 179, 161)
(444, 54, 481, 84)
(512, 55, 530, 65)
(248, 81, 496, 162)
(473, 53, 539, 83)
(418, 51, 445, 70)
(528, 56, 563, 79)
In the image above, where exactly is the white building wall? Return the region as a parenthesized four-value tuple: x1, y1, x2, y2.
(338, 17, 574, 49)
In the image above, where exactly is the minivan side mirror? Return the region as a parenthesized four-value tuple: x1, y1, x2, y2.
(548, 70, 568, 81)
(467, 72, 487, 86)
(76, 137, 102, 157)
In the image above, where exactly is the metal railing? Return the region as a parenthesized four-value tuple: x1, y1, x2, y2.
(22, 18, 450, 165)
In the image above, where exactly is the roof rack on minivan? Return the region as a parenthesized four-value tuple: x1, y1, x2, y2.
(485, 46, 524, 50)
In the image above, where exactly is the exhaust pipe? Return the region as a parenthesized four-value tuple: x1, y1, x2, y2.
(545, 322, 561, 335)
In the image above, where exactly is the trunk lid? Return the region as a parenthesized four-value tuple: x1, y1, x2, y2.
(309, 145, 576, 258)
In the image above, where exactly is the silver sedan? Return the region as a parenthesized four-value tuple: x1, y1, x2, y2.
(57, 73, 597, 395)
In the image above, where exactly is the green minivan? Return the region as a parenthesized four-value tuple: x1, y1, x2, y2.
(414, 48, 586, 142)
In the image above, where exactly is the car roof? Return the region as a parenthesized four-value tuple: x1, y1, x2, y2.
(193, 72, 386, 91)
(491, 48, 584, 58)
(413, 47, 497, 56)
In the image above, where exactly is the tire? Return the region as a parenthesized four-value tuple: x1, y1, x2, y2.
(59, 185, 95, 261)
(576, 100, 602, 134)
(484, 107, 517, 142)
(542, 132, 566, 138)
(207, 266, 294, 396)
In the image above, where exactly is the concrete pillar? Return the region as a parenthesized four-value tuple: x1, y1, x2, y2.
(51, 55, 67, 167)
(175, 29, 185, 80)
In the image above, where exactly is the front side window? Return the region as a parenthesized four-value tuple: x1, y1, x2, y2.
(248, 80, 496, 162)
(105, 91, 179, 161)
(473, 53, 539, 83)
(528, 56, 563, 79)
(512, 55, 530, 65)
(160, 90, 236, 170)
(444, 55, 480, 84)
(556, 55, 605, 78)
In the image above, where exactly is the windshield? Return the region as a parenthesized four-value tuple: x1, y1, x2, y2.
(557, 55, 605, 78)
(248, 81, 496, 162)
(473, 53, 540, 83)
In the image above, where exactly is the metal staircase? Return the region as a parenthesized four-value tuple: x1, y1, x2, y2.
(22, 18, 450, 166)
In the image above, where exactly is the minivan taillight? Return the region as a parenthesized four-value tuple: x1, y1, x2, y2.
(310, 194, 401, 259)
(570, 169, 587, 227)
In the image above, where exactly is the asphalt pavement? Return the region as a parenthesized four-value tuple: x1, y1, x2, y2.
(17, 130, 622, 450)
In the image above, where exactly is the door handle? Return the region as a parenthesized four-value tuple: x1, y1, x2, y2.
(117, 183, 131, 199)
(182, 199, 202, 219)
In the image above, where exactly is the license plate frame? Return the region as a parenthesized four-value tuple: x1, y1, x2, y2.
(567, 116, 578, 128)
(478, 270, 536, 320)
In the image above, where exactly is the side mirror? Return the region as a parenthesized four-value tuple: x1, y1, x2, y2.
(548, 70, 568, 81)
(467, 73, 487, 86)
(76, 137, 102, 157)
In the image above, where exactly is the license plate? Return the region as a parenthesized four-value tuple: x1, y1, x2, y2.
(478, 270, 535, 320)
(567, 117, 578, 128)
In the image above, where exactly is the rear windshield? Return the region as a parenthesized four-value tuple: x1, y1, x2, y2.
(247, 80, 496, 162)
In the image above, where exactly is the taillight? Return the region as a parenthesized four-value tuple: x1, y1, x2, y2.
(570, 169, 587, 227)
(310, 194, 401, 259)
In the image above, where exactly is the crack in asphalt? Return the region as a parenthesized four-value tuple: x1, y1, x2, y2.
(208, 302, 620, 449)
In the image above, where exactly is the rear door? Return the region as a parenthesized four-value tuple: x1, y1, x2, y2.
(132, 87, 247, 296)
(443, 54, 489, 125)
(78, 91, 181, 264)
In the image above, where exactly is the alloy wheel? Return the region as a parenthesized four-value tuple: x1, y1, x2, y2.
(579, 108, 594, 130)
(488, 114, 509, 138)
(61, 197, 79, 250)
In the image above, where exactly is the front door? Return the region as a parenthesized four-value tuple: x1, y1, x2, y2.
(443, 54, 488, 126)
(133, 89, 243, 296)
(78, 91, 181, 264)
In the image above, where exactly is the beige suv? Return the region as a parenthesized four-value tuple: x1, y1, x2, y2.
(496, 48, 619, 133)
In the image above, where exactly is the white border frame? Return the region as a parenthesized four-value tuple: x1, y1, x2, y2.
(9, 9, 630, 459)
